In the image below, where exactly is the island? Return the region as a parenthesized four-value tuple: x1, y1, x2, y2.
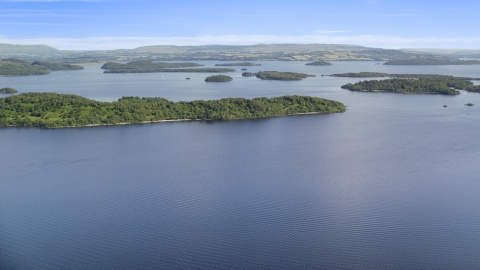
(330, 72, 480, 93)
(101, 61, 204, 70)
(255, 71, 315, 81)
(384, 58, 480, 65)
(32, 61, 84, 71)
(215, 62, 261, 66)
(104, 68, 236, 74)
(0, 93, 346, 128)
(242, 72, 256, 77)
(0, 87, 18, 94)
(0, 58, 49, 76)
(205, 75, 233, 82)
(306, 60, 332, 66)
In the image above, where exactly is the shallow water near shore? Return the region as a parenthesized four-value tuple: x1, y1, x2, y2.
(1, 61, 480, 269)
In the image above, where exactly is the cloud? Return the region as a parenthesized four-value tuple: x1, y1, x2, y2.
(2, 35, 480, 50)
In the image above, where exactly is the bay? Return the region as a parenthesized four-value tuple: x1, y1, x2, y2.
(1, 61, 480, 269)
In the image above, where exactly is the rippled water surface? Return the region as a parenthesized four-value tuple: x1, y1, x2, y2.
(1, 62, 480, 269)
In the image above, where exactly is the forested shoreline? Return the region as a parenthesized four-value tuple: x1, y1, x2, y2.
(0, 93, 346, 128)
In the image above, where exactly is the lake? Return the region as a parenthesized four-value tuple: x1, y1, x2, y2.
(1, 61, 480, 269)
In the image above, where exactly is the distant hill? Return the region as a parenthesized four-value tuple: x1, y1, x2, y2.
(132, 44, 372, 54)
(0, 44, 59, 55)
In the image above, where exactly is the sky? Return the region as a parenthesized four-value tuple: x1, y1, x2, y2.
(1, 0, 480, 50)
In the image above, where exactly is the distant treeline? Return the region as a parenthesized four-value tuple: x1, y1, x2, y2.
(384, 59, 480, 65)
(241, 71, 314, 81)
(329, 72, 480, 80)
(205, 75, 233, 82)
(32, 61, 84, 71)
(104, 68, 236, 73)
(101, 61, 203, 70)
(305, 60, 332, 66)
(215, 62, 261, 66)
(0, 58, 83, 75)
(0, 93, 346, 128)
(341, 79, 461, 95)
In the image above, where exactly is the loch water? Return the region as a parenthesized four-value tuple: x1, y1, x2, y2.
(1, 61, 480, 269)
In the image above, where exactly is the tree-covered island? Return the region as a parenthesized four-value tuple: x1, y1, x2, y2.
(101, 60, 204, 70)
(0, 59, 49, 76)
(0, 93, 346, 128)
(205, 75, 233, 82)
(32, 61, 84, 71)
(215, 62, 261, 66)
(306, 60, 332, 66)
(384, 59, 480, 65)
(331, 72, 480, 94)
(0, 87, 18, 94)
(241, 71, 315, 80)
(104, 68, 236, 74)
(0, 59, 84, 75)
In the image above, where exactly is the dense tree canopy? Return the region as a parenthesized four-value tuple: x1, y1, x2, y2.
(0, 87, 18, 94)
(205, 75, 233, 82)
(341, 79, 462, 95)
(101, 61, 204, 70)
(32, 61, 84, 71)
(215, 62, 261, 66)
(0, 59, 49, 76)
(104, 68, 236, 74)
(384, 59, 480, 65)
(0, 93, 346, 128)
(305, 60, 332, 66)
(255, 71, 315, 81)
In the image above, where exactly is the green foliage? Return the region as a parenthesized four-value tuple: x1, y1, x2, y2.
(0, 87, 18, 94)
(205, 75, 233, 82)
(32, 61, 84, 71)
(1, 58, 29, 64)
(384, 59, 480, 65)
(215, 62, 261, 66)
(0, 59, 49, 76)
(341, 79, 464, 95)
(101, 61, 203, 70)
(0, 93, 346, 128)
(104, 68, 236, 73)
(242, 72, 256, 77)
(332, 73, 480, 93)
(255, 71, 315, 81)
(305, 60, 332, 66)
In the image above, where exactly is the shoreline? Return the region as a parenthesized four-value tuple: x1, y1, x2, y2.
(4, 111, 344, 129)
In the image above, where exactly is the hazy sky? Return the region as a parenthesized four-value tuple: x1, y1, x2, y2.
(1, 0, 479, 50)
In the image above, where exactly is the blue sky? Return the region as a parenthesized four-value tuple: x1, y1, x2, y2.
(1, 0, 479, 50)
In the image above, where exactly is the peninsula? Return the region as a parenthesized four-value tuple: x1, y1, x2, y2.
(0, 93, 346, 128)
(0, 59, 83, 75)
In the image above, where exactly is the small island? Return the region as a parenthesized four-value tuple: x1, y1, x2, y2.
(0, 93, 346, 128)
(215, 62, 261, 66)
(205, 75, 233, 82)
(306, 60, 332, 66)
(0, 87, 18, 94)
(384, 58, 480, 65)
(331, 72, 480, 93)
(242, 72, 256, 77)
